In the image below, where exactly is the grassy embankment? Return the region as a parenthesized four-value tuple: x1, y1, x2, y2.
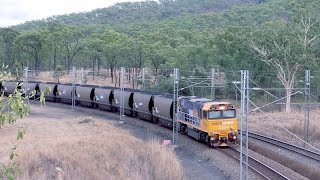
(0, 106, 183, 180)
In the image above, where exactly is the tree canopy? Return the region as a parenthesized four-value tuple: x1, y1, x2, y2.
(0, 0, 319, 110)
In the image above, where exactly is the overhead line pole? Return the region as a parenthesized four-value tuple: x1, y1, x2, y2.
(71, 67, 76, 110)
(240, 70, 249, 180)
(81, 67, 84, 85)
(173, 68, 179, 144)
(142, 68, 145, 91)
(24, 67, 29, 104)
(211, 68, 215, 100)
(304, 70, 310, 144)
(119, 67, 125, 124)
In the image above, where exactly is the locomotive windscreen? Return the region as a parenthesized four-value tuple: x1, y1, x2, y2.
(208, 109, 236, 119)
(222, 110, 236, 118)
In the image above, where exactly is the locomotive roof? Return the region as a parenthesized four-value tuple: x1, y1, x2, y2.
(189, 98, 211, 102)
(202, 102, 233, 111)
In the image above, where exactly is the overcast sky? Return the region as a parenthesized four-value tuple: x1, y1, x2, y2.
(0, 0, 146, 27)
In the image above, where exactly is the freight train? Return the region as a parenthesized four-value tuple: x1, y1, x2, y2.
(1, 80, 238, 147)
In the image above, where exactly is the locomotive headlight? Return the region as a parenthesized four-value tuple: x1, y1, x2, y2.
(210, 135, 219, 141)
(233, 136, 237, 139)
(218, 105, 226, 110)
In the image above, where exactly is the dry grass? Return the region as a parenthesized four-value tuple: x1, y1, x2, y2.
(0, 106, 183, 180)
(249, 110, 320, 149)
(21, 70, 143, 88)
(17, 138, 182, 180)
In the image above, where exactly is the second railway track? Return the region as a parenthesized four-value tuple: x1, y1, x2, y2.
(220, 147, 289, 180)
(247, 131, 320, 162)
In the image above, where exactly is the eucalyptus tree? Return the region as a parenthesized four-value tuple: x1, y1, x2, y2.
(101, 29, 129, 84)
(58, 26, 84, 73)
(147, 43, 170, 84)
(14, 32, 44, 71)
(130, 39, 147, 72)
(0, 28, 19, 67)
(251, 1, 320, 112)
(84, 33, 104, 76)
(47, 21, 63, 70)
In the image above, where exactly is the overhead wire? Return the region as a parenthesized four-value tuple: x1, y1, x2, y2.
(250, 76, 320, 131)
(234, 81, 320, 153)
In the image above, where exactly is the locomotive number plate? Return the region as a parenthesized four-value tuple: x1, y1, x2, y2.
(218, 126, 229, 130)
(223, 121, 233, 125)
(211, 122, 222, 125)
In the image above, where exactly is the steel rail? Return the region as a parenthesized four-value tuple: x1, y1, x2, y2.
(247, 131, 320, 162)
(220, 147, 289, 180)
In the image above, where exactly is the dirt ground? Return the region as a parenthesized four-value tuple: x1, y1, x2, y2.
(0, 102, 227, 180)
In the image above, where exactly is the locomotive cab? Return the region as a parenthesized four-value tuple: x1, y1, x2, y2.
(203, 103, 238, 147)
(177, 97, 238, 147)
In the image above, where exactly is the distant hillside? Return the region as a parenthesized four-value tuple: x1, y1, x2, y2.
(14, 0, 270, 31)
(3, 0, 316, 100)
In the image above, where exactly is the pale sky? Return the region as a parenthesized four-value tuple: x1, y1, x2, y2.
(0, 0, 146, 27)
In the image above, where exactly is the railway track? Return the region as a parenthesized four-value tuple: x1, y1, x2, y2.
(247, 131, 320, 162)
(220, 147, 289, 180)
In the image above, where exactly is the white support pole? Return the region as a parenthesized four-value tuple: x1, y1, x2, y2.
(133, 67, 136, 89)
(240, 70, 249, 180)
(119, 67, 125, 124)
(211, 68, 215, 100)
(173, 68, 179, 144)
(71, 67, 76, 110)
(304, 70, 310, 144)
(81, 67, 84, 85)
(142, 68, 145, 91)
(24, 67, 29, 104)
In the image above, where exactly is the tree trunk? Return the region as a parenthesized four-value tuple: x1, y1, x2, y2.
(67, 61, 71, 74)
(111, 67, 114, 83)
(132, 68, 135, 89)
(67, 54, 72, 74)
(97, 57, 100, 74)
(114, 70, 118, 87)
(64, 58, 67, 73)
(285, 88, 292, 112)
(53, 46, 57, 70)
(153, 68, 158, 84)
(128, 68, 131, 83)
(118, 72, 121, 87)
(92, 57, 95, 80)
